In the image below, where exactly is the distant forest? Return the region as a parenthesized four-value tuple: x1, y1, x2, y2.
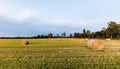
(1, 21, 120, 39)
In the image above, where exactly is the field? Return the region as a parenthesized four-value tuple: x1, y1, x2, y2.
(0, 38, 120, 69)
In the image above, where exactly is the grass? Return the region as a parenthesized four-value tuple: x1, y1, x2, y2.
(0, 38, 120, 69)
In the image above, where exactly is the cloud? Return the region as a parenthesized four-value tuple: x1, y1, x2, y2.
(0, 6, 37, 24)
(13, 9, 37, 22)
(44, 18, 87, 28)
(41, 17, 111, 32)
(0, 5, 10, 16)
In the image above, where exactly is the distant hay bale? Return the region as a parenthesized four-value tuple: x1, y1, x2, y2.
(21, 39, 29, 45)
(106, 38, 111, 42)
(87, 40, 104, 51)
(85, 38, 89, 41)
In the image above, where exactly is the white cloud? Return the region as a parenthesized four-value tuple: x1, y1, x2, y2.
(13, 9, 37, 22)
(0, 5, 10, 16)
(41, 17, 111, 32)
(0, 5, 37, 24)
(44, 18, 87, 28)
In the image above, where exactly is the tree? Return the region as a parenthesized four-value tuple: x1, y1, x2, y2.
(56, 34, 60, 38)
(86, 30, 91, 38)
(41, 34, 44, 38)
(48, 33, 53, 38)
(73, 32, 79, 38)
(61, 32, 66, 37)
(73, 32, 81, 38)
(83, 29, 86, 38)
(83, 29, 86, 34)
(91, 32, 95, 38)
(95, 31, 102, 38)
(117, 26, 120, 38)
(37, 35, 41, 38)
(106, 21, 120, 38)
(69, 34, 73, 38)
(82, 29, 91, 38)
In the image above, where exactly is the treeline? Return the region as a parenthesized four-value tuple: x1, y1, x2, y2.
(74, 21, 120, 39)
(73, 21, 120, 39)
(0, 21, 120, 39)
(29, 21, 120, 39)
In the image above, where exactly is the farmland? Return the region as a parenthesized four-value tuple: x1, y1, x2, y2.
(0, 38, 120, 69)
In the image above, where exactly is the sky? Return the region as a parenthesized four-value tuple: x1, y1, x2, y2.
(0, 0, 120, 36)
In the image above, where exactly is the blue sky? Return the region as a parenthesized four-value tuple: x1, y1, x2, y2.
(0, 0, 120, 36)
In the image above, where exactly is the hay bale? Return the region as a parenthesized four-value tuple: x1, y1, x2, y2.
(87, 40, 104, 51)
(21, 39, 29, 45)
(106, 38, 111, 42)
(85, 38, 89, 41)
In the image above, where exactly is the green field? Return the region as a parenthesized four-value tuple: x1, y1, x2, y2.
(0, 38, 120, 69)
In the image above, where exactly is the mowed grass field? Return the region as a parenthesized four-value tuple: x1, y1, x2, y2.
(0, 38, 120, 69)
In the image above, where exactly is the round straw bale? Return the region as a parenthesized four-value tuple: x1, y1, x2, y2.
(105, 38, 111, 42)
(85, 38, 89, 41)
(87, 40, 104, 51)
(21, 39, 29, 45)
